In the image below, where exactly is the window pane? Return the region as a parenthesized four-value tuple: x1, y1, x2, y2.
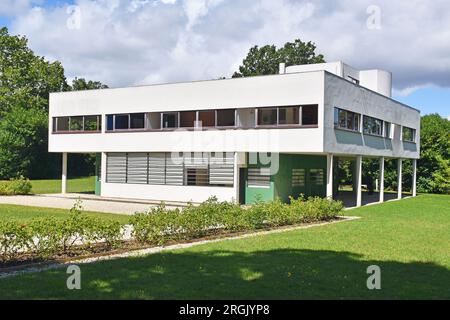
(84, 115, 99, 131)
(334, 108, 339, 127)
(403, 127, 415, 142)
(107, 115, 114, 131)
(162, 113, 178, 128)
(180, 111, 196, 128)
(338, 110, 347, 128)
(198, 110, 215, 127)
(115, 114, 129, 130)
(346, 112, 355, 130)
(248, 168, 271, 188)
(70, 116, 83, 131)
(57, 117, 70, 131)
(279, 107, 299, 125)
(354, 113, 360, 131)
(309, 169, 324, 185)
(217, 109, 235, 127)
(384, 122, 391, 138)
(363, 116, 383, 136)
(302, 105, 318, 125)
(258, 108, 277, 126)
(292, 169, 305, 187)
(130, 113, 145, 129)
(186, 168, 209, 186)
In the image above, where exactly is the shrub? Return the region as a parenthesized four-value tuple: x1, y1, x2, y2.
(28, 218, 65, 258)
(0, 176, 32, 195)
(130, 196, 344, 245)
(130, 204, 181, 245)
(85, 218, 124, 249)
(0, 221, 32, 262)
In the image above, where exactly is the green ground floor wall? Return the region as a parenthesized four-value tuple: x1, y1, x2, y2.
(244, 154, 327, 204)
(95, 153, 101, 196)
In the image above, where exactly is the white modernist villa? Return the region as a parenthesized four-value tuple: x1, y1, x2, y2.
(48, 61, 420, 207)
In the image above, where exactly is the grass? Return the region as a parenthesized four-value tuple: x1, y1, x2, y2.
(29, 176, 95, 194)
(0, 194, 449, 299)
(0, 204, 130, 224)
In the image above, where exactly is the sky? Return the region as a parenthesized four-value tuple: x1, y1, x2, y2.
(0, 0, 449, 118)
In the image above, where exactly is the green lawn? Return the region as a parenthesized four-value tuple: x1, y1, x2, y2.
(30, 176, 95, 194)
(0, 204, 130, 224)
(0, 194, 449, 299)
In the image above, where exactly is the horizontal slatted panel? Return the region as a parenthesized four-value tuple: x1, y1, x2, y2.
(127, 153, 148, 184)
(106, 153, 127, 183)
(165, 155, 183, 186)
(292, 168, 306, 187)
(248, 168, 271, 187)
(210, 153, 234, 186)
(184, 152, 208, 168)
(148, 153, 166, 185)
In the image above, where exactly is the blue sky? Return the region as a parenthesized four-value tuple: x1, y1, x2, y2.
(394, 86, 450, 117)
(0, 0, 449, 118)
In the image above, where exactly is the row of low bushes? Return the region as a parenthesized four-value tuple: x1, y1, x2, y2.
(0, 201, 123, 262)
(0, 196, 344, 263)
(130, 196, 344, 245)
(0, 176, 32, 195)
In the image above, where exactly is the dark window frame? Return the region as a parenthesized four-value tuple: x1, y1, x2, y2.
(334, 107, 360, 132)
(52, 115, 101, 133)
(402, 126, 416, 142)
(363, 115, 384, 137)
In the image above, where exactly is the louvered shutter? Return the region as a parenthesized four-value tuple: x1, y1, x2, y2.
(210, 153, 234, 186)
(127, 153, 148, 184)
(106, 153, 127, 183)
(148, 153, 166, 185)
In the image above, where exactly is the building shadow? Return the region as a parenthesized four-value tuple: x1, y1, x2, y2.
(335, 190, 410, 208)
(3, 248, 449, 299)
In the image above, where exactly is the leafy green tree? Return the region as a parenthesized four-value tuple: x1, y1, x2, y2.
(233, 39, 325, 78)
(0, 28, 108, 179)
(70, 78, 108, 91)
(417, 114, 450, 194)
(0, 105, 50, 179)
(0, 27, 68, 114)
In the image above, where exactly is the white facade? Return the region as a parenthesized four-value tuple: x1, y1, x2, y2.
(48, 61, 420, 206)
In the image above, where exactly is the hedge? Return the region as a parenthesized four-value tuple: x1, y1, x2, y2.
(0, 201, 123, 262)
(0, 176, 32, 195)
(0, 197, 344, 263)
(130, 196, 344, 245)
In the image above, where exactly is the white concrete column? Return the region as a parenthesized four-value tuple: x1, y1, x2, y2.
(233, 152, 241, 204)
(379, 157, 385, 203)
(397, 158, 403, 199)
(412, 159, 417, 197)
(326, 154, 334, 199)
(356, 155, 362, 207)
(62, 152, 68, 194)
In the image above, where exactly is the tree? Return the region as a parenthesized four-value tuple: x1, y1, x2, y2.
(0, 27, 68, 114)
(0, 27, 108, 179)
(417, 114, 450, 194)
(232, 39, 325, 78)
(0, 105, 49, 179)
(70, 77, 108, 91)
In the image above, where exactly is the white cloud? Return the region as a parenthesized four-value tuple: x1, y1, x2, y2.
(393, 84, 433, 97)
(0, 0, 41, 16)
(8, 0, 450, 90)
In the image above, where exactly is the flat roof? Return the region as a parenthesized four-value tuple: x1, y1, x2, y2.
(50, 69, 420, 113)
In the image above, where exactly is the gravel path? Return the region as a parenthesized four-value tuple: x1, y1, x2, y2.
(0, 194, 159, 215)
